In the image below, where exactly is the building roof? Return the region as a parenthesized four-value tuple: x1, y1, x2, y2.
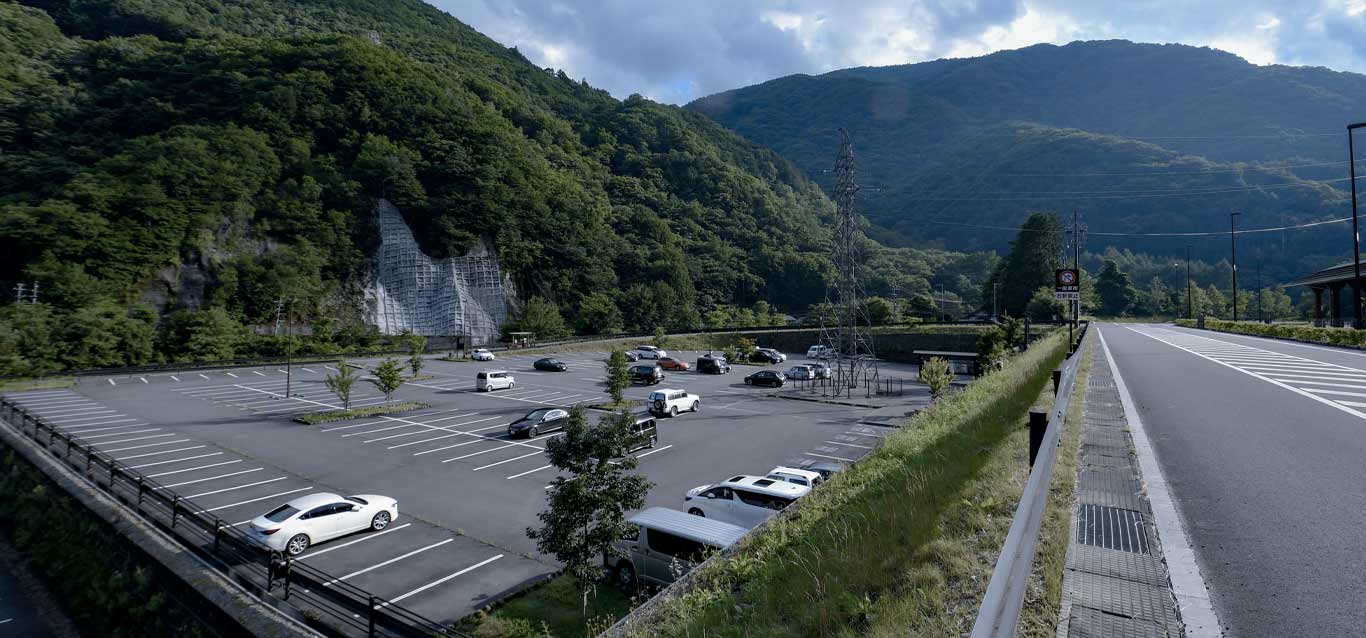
(1286, 259, 1366, 288)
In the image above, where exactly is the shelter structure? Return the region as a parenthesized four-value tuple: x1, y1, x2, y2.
(1287, 260, 1363, 327)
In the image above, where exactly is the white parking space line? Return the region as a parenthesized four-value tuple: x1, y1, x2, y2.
(319, 417, 397, 433)
(171, 375, 180, 382)
(301, 368, 316, 374)
(297, 524, 413, 560)
(64, 421, 143, 432)
(253, 371, 267, 376)
(384, 417, 502, 449)
(40, 406, 115, 416)
(184, 477, 288, 499)
(198, 374, 210, 380)
(472, 450, 545, 471)
(382, 555, 504, 605)
(806, 452, 855, 462)
(341, 421, 430, 438)
(366, 416, 497, 444)
(442, 443, 523, 462)
(4, 389, 73, 397)
(1302, 388, 1366, 398)
(198, 487, 313, 513)
(145, 459, 243, 478)
(104, 439, 194, 453)
(98, 433, 176, 446)
(825, 440, 874, 449)
(79, 428, 161, 440)
(155, 468, 263, 489)
(15, 398, 93, 407)
(128, 452, 224, 469)
(114, 445, 206, 460)
(323, 539, 454, 585)
(339, 410, 472, 438)
(506, 464, 554, 479)
(634, 444, 674, 459)
(49, 413, 126, 424)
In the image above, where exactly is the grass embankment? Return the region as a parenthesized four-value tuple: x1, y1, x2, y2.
(1177, 317, 1366, 347)
(0, 377, 75, 393)
(612, 331, 1068, 638)
(466, 574, 636, 638)
(294, 402, 430, 424)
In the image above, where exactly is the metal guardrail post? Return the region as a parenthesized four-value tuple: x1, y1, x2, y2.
(214, 519, 224, 552)
(1027, 411, 1048, 467)
(282, 557, 292, 600)
(1052, 368, 1062, 396)
(136, 476, 145, 510)
(171, 495, 180, 528)
(368, 595, 378, 637)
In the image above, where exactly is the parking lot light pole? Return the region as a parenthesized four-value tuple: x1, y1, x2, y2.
(1186, 245, 1193, 319)
(1350, 123, 1363, 328)
(1230, 212, 1241, 321)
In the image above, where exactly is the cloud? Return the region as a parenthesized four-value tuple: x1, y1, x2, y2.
(438, 0, 1366, 103)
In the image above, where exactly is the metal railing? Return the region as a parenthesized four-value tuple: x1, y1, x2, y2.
(0, 399, 466, 638)
(970, 322, 1088, 638)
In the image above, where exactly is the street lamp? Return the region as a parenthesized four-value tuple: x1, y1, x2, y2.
(1230, 212, 1241, 321)
(1186, 245, 1193, 319)
(1350, 122, 1364, 328)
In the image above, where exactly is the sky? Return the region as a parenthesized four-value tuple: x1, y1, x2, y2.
(438, 0, 1366, 104)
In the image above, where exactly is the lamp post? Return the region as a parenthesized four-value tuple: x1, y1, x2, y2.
(1350, 122, 1364, 328)
(1186, 244, 1193, 319)
(1230, 212, 1241, 321)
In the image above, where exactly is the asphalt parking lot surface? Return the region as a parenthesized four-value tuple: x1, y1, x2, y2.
(1, 349, 926, 625)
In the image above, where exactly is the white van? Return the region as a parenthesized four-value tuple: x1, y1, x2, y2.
(606, 507, 747, 590)
(806, 345, 835, 359)
(766, 466, 823, 488)
(684, 475, 810, 528)
(475, 370, 514, 391)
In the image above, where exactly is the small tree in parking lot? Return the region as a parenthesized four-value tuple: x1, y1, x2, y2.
(605, 350, 629, 405)
(652, 325, 672, 350)
(404, 331, 427, 377)
(373, 358, 405, 404)
(324, 359, 359, 411)
(919, 356, 954, 400)
(528, 408, 651, 622)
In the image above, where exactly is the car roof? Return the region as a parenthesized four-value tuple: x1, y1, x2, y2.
(650, 388, 684, 394)
(769, 467, 822, 481)
(628, 507, 747, 546)
(284, 492, 344, 510)
(719, 475, 811, 496)
(482, 369, 509, 374)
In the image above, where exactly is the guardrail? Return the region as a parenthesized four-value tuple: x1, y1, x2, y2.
(0, 399, 468, 638)
(970, 321, 1088, 638)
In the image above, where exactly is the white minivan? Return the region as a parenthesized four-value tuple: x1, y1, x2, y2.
(476, 370, 515, 391)
(806, 345, 835, 359)
(684, 475, 810, 528)
(606, 507, 747, 590)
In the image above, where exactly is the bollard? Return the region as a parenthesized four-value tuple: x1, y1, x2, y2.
(1028, 410, 1048, 468)
(1052, 368, 1062, 396)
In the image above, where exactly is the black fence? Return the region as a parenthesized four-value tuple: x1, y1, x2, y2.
(0, 399, 466, 638)
(783, 375, 912, 398)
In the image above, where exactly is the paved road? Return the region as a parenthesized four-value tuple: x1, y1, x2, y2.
(1100, 324, 1366, 637)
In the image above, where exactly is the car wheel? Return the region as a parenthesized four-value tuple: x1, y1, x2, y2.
(648, 435, 657, 449)
(615, 562, 637, 590)
(691, 401, 699, 412)
(285, 533, 310, 556)
(508, 381, 514, 389)
(669, 406, 678, 417)
(687, 508, 704, 517)
(371, 511, 391, 531)
(745, 378, 752, 385)
(529, 426, 538, 438)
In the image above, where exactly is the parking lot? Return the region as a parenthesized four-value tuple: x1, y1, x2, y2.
(1, 348, 928, 626)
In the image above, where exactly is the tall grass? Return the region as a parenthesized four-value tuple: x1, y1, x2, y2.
(620, 332, 1068, 637)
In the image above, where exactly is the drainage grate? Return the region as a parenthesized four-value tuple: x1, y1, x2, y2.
(1078, 504, 1149, 553)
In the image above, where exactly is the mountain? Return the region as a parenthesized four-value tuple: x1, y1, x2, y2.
(0, 0, 972, 375)
(688, 40, 1366, 282)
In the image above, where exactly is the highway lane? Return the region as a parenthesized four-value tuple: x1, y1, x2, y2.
(1101, 323, 1366, 637)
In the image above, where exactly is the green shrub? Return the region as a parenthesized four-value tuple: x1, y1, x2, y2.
(1184, 318, 1366, 348)
(294, 401, 430, 424)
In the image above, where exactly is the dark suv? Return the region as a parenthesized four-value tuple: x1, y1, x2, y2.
(630, 364, 665, 385)
(696, 355, 730, 374)
(622, 416, 658, 453)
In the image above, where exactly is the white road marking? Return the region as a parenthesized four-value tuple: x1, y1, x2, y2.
(1102, 327, 1221, 636)
(253, 370, 266, 376)
(198, 374, 210, 380)
(171, 375, 180, 382)
(635, 444, 674, 459)
(366, 416, 497, 444)
(155, 468, 262, 489)
(143, 459, 242, 477)
(805, 452, 855, 462)
(385, 417, 501, 448)
(471, 450, 545, 470)
(113, 445, 206, 460)
(98, 433, 176, 445)
(226, 372, 238, 378)
(108, 379, 116, 386)
(40, 406, 115, 416)
(79, 428, 161, 440)
(198, 487, 313, 513)
(442, 443, 521, 462)
(382, 555, 504, 605)
(103, 439, 194, 453)
(140, 377, 148, 384)
(63, 419, 141, 431)
(15, 397, 92, 407)
(824, 440, 874, 449)
(128, 452, 224, 469)
(184, 477, 288, 499)
(322, 539, 453, 585)
(506, 464, 554, 479)
(302, 368, 317, 374)
(297, 524, 412, 560)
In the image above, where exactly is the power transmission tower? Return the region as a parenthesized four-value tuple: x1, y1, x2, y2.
(13, 283, 25, 304)
(29, 281, 38, 304)
(817, 129, 878, 398)
(273, 297, 286, 337)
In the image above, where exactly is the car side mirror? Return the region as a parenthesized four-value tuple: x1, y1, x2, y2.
(351, 505, 361, 512)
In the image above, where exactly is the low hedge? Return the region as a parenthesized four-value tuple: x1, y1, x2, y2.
(294, 401, 431, 424)
(1177, 318, 1366, 348)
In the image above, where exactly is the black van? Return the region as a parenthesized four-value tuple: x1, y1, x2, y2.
(623, 416, 658, 453)
(696, 355, 730, 375)
(630, 364, 665, 385)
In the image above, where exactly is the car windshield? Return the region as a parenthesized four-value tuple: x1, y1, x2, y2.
(264, 504, 299, 522)
(344, 496, 368, 505)
(524, 408, 551, 420)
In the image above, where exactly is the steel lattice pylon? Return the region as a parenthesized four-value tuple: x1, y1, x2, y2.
(817, 129, 879, 397)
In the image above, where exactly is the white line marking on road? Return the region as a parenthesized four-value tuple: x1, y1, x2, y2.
(824, 440, 874, 449)
(253, 370, 266, 376)
(635, 444, 673, 459)
(140, 377, 148, 383)
(16, 397, 93, 407)
(199, 374, 210, 380)
(297, 524, 412, 560)
(1302, 387, 1366, 398)
(103, 439, 194, 453)
(472, 450, 544, 470)
(47, 413, 127, 424)
(113, 445, 205, 460)
(302, 368, 316, 374)
(198, 487, 313, 513)
(277, 369, 287, 374)
(383, 555, 504, 605)
(805, 452, 855, 462)
(155, 467, 262, 488)
(63, 420, 141, 431)
(184, 477, 287, 499)
(226, 372, 238, 378)
(98, 433, 176, 445)
(3, 389, 72, 397)
(40, 406, 115, 416)
(128, 452, 224, 469)
(442, 443, 521, 462)
(506, 464, 554, 479)
(1102, 327, 1221, 637)
(171, 375, 180, 382)
(79, 428, 161, 440)
(367, 416, 497, 444)
(323, 539, 453, 585)
(108, 379, 116, 386)
(384, 417, 501, 448)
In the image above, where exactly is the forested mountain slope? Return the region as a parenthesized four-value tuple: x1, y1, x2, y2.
(0, 0, 970, 374)
(689, 40, 1364, 279)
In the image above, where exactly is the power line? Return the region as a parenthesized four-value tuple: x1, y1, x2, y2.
(923, 216, 1350, 237)
(997, 159, 1364, 177)
(900, 176, 1359, 201)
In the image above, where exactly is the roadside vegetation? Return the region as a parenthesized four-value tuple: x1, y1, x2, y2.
(1178, 317, 1366, 347)
(607, 331, 1066, 637)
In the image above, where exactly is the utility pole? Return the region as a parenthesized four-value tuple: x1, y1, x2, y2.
(939, 283, 946, 322)
(1350, 122, 1363, 328)
(273, 297, 286, 337)
(992, 282, 999, 320)
(1257, 262, 1263, 322)
(1073, 209, 1080, 340)
(1186, 245, 1193, 319)
(30, 281, 38, 304)
(1230, 212, 1241, 321)
(284, 297, 296, 398)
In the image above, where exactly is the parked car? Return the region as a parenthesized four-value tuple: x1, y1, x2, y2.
(744, 370, 786, 387)
(633, 345, 666, 359)
(805, 461, 847, 481)
(471, 348, 496, 361)
(766, 466, 823, 488)
(248, 492, 398, 556)
(623, 350, 641, 362)
(657, 356, 690, 371)
(805, 345, 835, 359)
(534, 357, 568, 372)
(476, 370, 515, 391)
(685, 475, 810, 528)
(508, 407, 569, 438)
(786, 364, 816, 380)
(696, 355, 730, 374)
(756, 347, 787, 363)
(649, 388, 700, 417)
(630, 364, 666, 385)
(809, 362, 832, 379)
(605, 507, 747, 591)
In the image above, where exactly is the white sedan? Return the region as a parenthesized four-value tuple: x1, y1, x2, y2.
(471, 348, 496, 361)
(248, 492, 398, 556)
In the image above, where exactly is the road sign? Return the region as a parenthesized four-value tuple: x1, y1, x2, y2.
(1055, 268, 1080, 301)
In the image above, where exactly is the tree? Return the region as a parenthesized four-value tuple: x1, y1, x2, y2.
(983, 213, 1063, 316)
(518, 296, 570, 341)
(576, 292, 623, 335)
(1096, 260, 1137, 316)
(159, 307, 244, 363)
(404, 331, 427, 377)
(605, 350, 629, 405)
(1026, 286, 1065, 321)
(866, 296, 897, 325)
(373, 358, 405, 404)
(527, 408, 651, 622)
(919, 356, 954, 400)
(325, 360, 359, 411)
(652, 326, 672, 350)
(1205, 284, 1228, 318)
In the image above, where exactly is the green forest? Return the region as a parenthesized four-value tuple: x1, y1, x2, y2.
(0, 0, 979, 376)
